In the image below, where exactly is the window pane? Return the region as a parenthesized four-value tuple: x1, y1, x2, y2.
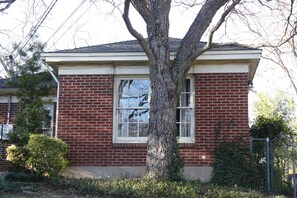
(118, 94, 128, 108)
(181, 109, 191, 122)
(118, 110, 127, 122)
(118, 80, 129, 94)
(138, 110, 149, 122)
(139, 93, 149, 108)
(118, 123, 128, 137)
(180, 93, 191, 107)
(176, 109, 180, 122)
(180, 123, 191, 137)
(176, 124, 180, 137)
(128, 80, 139, 108)
(181, 79, 191, 92)
(128, 123, 138, 137)
(139, 80, 149, 94)
(128, 110, 139, 122)
(139, 123, 148, 137)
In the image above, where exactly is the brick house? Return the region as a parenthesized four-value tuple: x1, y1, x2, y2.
(0, 38, 261, 181)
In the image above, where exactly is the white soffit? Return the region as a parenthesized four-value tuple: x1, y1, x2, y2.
(58, 64, 249, 75)
(45, 50, 262, 63)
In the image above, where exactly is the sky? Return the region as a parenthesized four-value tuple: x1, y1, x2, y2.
(0, 0, 296, 120)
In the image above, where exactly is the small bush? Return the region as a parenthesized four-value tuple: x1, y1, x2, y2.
(211, 142, 260, 188)
(6, 144, 29, 171)
(27, 134, 69, 177)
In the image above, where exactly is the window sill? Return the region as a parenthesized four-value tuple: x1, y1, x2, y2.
(112, 139, 195, 148)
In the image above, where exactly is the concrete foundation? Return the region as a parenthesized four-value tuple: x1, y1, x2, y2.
(62, 166, 213, 182)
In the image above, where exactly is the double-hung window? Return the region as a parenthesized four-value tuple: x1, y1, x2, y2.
(114, 77, 194, 143)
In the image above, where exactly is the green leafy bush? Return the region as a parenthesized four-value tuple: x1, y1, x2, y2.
(211, 142, 260, 188)
(27, 134, 69, 177)
(6, 144, 29, 171)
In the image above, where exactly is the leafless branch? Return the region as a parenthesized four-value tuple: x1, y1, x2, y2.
(262, 49, 297, 95)
(203, 0, 241, 50)
(0, 0, 15, 12)
(122, 0, 155, 62)
(175, 0, 239, 80)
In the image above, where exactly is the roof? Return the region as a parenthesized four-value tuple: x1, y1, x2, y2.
(0, 74, 57, 95)
(48, 38, 257, 54)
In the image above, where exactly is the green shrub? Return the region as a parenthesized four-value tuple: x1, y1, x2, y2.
(211, 142, 260, 188)
(0, 179, 20, 193)
(6, 144, 29, 171)
(2, 173, 267, 197)
(27, 134, 69, 177)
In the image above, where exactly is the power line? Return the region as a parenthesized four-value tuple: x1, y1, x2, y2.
(47, 1, 93, 50)
(45, 0, 87, 45)
(11, 0, 59, 59)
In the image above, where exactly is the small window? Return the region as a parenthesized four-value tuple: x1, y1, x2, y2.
(114, 77, 194, 143)
(177, 79, 193, 139)
(0, 124, 13, 140)
(42, 104, 54, 136)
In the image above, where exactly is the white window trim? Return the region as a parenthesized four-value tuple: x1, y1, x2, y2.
(113, 76, 195, 144)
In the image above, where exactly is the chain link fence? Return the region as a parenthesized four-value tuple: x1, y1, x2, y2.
(250, 136, 297, 197)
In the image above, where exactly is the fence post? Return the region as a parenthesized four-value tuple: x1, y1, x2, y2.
(0, 124, 3, 160)
(266, 137, 270, 193)
(292, 136, 296, 198)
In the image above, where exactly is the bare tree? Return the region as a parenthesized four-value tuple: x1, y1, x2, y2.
(221, 0, 297, 95)
(120, 0, 243, 180)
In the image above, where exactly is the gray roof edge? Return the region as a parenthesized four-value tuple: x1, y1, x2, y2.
(46, 38, 260, 54)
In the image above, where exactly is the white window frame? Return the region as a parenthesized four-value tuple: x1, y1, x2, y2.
(113, 76, 195, 143)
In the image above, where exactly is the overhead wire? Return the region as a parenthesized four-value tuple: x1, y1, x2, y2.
(11, 0, 58, 59)
(45, 0, 87, 45)
(46, 1, 93, 50)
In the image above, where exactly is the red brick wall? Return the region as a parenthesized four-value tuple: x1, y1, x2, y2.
(58, 73, 249, 167)
(180, 73, 249, 166)
(0, 102, 17, 171)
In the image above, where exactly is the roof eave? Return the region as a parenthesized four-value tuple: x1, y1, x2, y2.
(44, 49, 262, 63)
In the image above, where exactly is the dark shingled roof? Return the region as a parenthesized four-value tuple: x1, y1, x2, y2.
(49, 38, 257, 54)
(0, 75, 57, 90)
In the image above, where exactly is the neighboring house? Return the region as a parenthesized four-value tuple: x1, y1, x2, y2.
(0, 77, 56, 171)
(0, 38, 262, 181)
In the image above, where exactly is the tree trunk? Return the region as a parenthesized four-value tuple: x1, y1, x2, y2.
(146, 68, 179, 179)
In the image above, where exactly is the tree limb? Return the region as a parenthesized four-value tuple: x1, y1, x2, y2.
(174, 0, 240, 80)
(203, 0, 240, 51)
(130, 0, 153, 25)
(122, 0, 155, 62)
(0, 0, 15, 12)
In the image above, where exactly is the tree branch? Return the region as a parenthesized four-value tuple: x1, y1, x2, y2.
(122, 0, 155, 62)
(174, 0, 239, 80)
(130, 0, 153, 25)
(0, 0, 15, 12)
(203, 0, 240, 50)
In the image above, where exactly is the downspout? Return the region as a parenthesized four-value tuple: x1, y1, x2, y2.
(7, 94, 12, 124)
(44, 63, 59, 138)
